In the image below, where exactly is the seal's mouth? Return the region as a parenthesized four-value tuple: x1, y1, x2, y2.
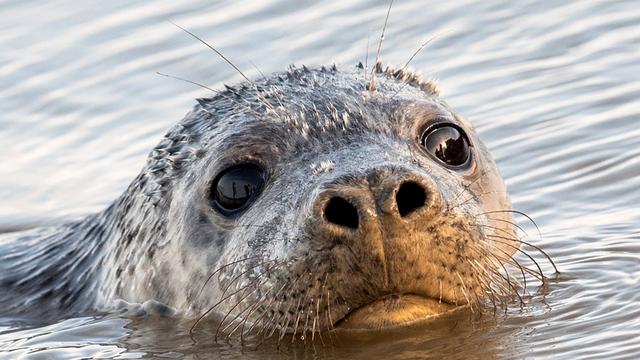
(335, 294, 459, 330)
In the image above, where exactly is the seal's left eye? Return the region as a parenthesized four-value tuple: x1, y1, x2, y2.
(211, 164, 265, 216)
(420, 124, 471, 167)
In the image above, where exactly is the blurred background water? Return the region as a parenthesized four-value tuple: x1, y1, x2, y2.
(1, 0, 639, 358)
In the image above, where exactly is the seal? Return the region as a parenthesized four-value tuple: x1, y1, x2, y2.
(0, 61, 543, 337)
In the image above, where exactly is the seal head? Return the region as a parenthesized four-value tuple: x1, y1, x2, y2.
(0, 63, 519, 335)
(96, 63, 517, 332)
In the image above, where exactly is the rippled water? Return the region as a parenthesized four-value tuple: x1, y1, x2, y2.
(1, 0, 639, 358)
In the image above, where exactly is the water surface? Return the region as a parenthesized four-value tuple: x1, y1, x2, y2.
(1, 0, 639, 358)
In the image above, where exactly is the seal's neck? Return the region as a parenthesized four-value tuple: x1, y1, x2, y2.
(0, 169, 170, 321)
(96, 171, 173, 305)
(0, 208, 116, 321)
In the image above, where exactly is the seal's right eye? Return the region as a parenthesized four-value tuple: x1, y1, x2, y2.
(211, 164, 266, 216)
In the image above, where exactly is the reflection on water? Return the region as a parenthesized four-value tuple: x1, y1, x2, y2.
(1, 310, 518, 359)
(1, 0, 639, 358)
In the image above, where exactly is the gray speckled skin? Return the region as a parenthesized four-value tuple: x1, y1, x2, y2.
(0, 63, 516, 333)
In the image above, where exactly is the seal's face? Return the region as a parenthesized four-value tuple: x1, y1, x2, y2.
(105, 64, 518, 335)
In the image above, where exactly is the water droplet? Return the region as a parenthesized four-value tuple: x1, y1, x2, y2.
(300, 335, 305, 340)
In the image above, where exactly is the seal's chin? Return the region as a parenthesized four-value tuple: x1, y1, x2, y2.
(336, 294, 457, 330)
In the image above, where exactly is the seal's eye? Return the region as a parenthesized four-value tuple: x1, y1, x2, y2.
(420, 124, 471, 167)
(211, 164, 266, 216)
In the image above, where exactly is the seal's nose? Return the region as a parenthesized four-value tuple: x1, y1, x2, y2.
(318, 171, 435, 232)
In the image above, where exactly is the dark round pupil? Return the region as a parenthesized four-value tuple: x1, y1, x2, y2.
(423, 126, 470, 166)
(213, 165, 264, 212)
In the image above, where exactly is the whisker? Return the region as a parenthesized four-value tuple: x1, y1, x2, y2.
(480, 210, 543, 243)
(290, 288, 306, 342)
(450, 190, 511, 212)
(388, 31, 450, 98)
(369, 0, 394, 91)
(232, 271, 292, 344)
(215, 275, 269, 342)
(263, 279, 299, 342)
(480, 237, 540, 284)
(247, 271, 305, 342)
(476, 223, 528, 292)
(230, 288, 269, 345)
(298, 275, 321, 344)
(167, 21, 293, 129)
(494, 233, 558, 275)
(325, 289, 337, 345)
(399, 33, 443, 72)
(156, 71, 219, 93)
(301, 301, 312, 343)
(364, 34, 371, 86)
(189, 259, 279, 336)
(488, 234, 546, 281)
(468, 261, 499, 312)
(476, 221, 529, 241)
(248, 60, 268, 81)
(243, 290, 282, 341)
(217, 259, 279, 302)
(482, 218, 530, 242)
(275, 274, 305, 342)
(479, 222, 553, 275)
(455, 271, 475, 313)
(238, 295, 270, 344)
(466, 245, 525, 307)
(471, 259, 510, 313)
(170, 21, 253, 84)
(216, 261, 288, 342)
(313, 274, 329, 345)
(449, 169, 491, 205)
(197, 255, 260, 299)
(291, 272, 314, 343)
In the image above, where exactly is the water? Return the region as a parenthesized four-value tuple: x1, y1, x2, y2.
(1, 0, 639, 358)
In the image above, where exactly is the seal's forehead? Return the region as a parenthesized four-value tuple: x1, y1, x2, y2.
(196, 64, 440, 121)
(208, 103, 465, 170)
(193, 64, 469, 155)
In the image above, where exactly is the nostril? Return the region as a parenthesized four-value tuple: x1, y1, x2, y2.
(396, 181, 428, 217)
(324, 196, 359, 229)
